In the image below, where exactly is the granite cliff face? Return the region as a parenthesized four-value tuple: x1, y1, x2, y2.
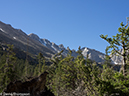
(0, 21, 123, 64)
(81, 47, 105, 63)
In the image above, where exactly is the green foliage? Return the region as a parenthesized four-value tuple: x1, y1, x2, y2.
(100, 22, 129, 76)
(0, 44, 49, 92)
(0, 44, 129, 95)
(0, 45, 18, 92)
(46, 45, 129, 96)
(33, 53, 47, 77)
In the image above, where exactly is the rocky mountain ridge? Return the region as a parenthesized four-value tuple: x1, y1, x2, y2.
(0, 21, 122, 64)
(28, 33, 78, 57)
(28, 33, 121, 64)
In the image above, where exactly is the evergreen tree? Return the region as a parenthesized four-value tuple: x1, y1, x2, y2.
(100, 22, 129, 76)
(37, 52, 43, 76)
(47, 50, 63, 95)
(0, 44, 18, 92)
(34, 53, 46, 77)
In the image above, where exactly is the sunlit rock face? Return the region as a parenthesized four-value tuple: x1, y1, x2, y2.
(81, 47, 105, 63)
(110, 49, 124, 65)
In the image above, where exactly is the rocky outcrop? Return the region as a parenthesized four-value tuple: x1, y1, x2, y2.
(82, 47, 105, 63)
(4, 72, 55, 96)
(28, 33, 40, 42)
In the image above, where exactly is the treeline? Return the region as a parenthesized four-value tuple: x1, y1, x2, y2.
(0, 22, 129, 96)
(0, 44, 48, 92)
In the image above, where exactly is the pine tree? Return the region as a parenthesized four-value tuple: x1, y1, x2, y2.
(0, 44, 17, 92)
(100, 22, 129, 76)
(54, 49, 77, 95)
(37, 52, 43, 76)
(46, 50, 64, 96)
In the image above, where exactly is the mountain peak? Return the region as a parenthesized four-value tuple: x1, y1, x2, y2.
(28, 33, 40, 41)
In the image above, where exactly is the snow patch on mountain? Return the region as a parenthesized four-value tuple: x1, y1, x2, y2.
(42, 39, 47, 46)
(0, 28, 6, 33)
(13, 37, 16, 39)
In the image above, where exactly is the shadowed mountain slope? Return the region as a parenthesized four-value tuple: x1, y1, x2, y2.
(0, 21, 55, 58)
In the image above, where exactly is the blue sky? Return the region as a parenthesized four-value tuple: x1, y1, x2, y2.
(0, 0, 129, 53)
